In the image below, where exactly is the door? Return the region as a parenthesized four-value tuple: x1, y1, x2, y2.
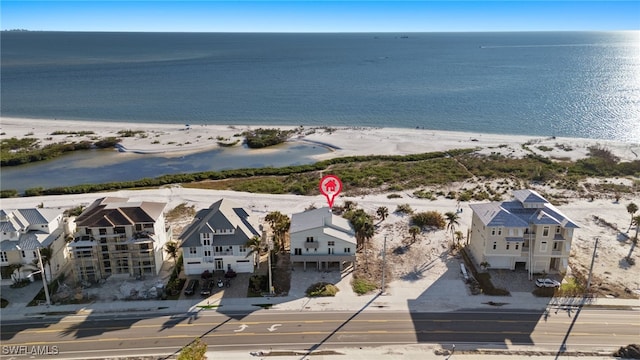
(214, 259, 223, 271)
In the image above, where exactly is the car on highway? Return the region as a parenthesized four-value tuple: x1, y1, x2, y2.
(184, 279, 199, 296)
(535, 278, 561, 288)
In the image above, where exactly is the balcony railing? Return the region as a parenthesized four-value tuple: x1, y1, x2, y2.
(213, 251, 233, 256)
(304, 242, 319, 249)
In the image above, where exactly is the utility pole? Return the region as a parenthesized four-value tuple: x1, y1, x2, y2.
(380, 235, 387, 294)
(267, 237, 274, 296)
(37, 248, 51, 306)
(586, 237, 599, 292)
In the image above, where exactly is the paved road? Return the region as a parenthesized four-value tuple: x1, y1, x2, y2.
(1, 307, 638, 359)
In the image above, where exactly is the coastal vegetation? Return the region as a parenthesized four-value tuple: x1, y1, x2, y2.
(0, 136, 121, 166)
(242, 128, 297, 148)
(2, 147, 638, 200)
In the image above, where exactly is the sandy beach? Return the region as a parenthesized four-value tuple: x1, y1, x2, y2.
(2, 117, 639, 162)
(1, 116, 639, 300)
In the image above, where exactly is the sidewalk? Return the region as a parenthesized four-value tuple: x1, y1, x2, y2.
(2, 286, 638, 320)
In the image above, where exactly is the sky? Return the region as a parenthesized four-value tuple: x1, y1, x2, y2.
(1, 1, 639, 32)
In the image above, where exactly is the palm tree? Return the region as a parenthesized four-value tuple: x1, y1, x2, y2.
(444, 211, 460, 244)
(454, 230, 464, 244)
(245, 235, 262, 269)
(265, 211, 290, 252)
(164, 241, 179, 264)
(409, 225, 421, 244)
(7, 263, 24, 281)
(626, 215, 640, 262)
(38, 246, 53, 282)
(346, 209, 374, 248)
(376, 206, 389, 221)
(627, 202, 638, 233)
(633, 215, 640, 243)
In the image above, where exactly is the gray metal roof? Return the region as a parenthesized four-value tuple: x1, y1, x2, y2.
(513, 189, 547, 204)
(179, 199, 261, 248)
(470, 191, 579, 229)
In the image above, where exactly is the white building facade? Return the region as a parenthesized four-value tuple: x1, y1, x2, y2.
(179, 199, 262, 275)
(290, 207, 356, 271)
(0, 208, 71, 285)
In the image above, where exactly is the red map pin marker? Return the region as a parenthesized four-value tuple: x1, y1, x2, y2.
(319, 175, 343, 208)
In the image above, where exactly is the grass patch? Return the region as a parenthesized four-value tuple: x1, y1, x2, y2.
(306, 282, 339, 297)
(351, 277, 378, 295)
(248, 275, 269, 297)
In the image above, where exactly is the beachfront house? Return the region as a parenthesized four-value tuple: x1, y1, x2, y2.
(69, 197, 169, 283)
(290, 207, 356, 271)
(468, 189, 578, 277)
(179, 199, 262, 275)
(0, 208, 72, 286)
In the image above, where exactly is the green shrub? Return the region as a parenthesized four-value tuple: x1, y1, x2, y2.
(395, 203, 413, 215)
(387, 193, 402, 199)
(178, 338, 207, 360)
(306, 282, 339, 297)
(411, 211, 445, 229)
(352, 277, 377, 295)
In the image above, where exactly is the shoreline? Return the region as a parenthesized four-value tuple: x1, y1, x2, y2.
(1, 116, 639, 163)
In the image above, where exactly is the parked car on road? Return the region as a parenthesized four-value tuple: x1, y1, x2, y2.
(536, 278, 561, 288)
(184, 279, 199, 296)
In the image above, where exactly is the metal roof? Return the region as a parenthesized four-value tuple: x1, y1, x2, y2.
(179, 199, 261, 248)
(470, 191, 579, 229)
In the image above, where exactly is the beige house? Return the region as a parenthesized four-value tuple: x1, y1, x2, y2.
(468, 189, 578, 276)
(69, 197, 169, 283)
(0, 208, 72, 285)
(289, 207, 356, 271)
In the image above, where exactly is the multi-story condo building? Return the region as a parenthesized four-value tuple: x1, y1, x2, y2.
(0, 208, 71, 285)
(69, 197, 169, 283)
(468, 189, 578, 277)
(290, 207, 356, 271)
(179, 199, 262, 275)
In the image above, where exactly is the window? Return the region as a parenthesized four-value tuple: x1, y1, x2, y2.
(556, 227, 561, 234)
(0, 252, 7, 262)
(553, 242, 560, 251)
(328, 248, 334, 254)
(114, 226, 125, 234)
(21, 250, 26, 258)
(294, 248, 302, 255)
(239, 245, 247, 253)
(328, 241, 335, 246)
(515, 243, 519, 250)
(139, 243, 150, 250)
(32, 251, 37, 258)
(540, 241, 548, 252)
(506, 244, 510, 250)
(214, 246, 223, 253)
(85, 228, 92, 235)
(497, 228, 502, 236)
(101, 245, 109, 252)
(306, 237, 314, 243)
(492, 242, 497, 250)
(491, 228, 496, 236)
(344, 248, 351, 253)
(115, 244, 127, 251)
(204, 250, 211, 257)
(189, 247, 197, 255)
(543, 226, 550, 237)
(203, 238, 211, 246)
(99, 228, 107, 235)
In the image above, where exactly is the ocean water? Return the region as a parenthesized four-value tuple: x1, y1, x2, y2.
(1, 31, 639, 142)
